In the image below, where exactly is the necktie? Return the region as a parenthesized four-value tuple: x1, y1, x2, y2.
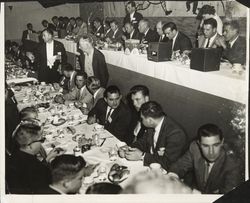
(205, 38, 210, 48)
(203, 161, 210, 185)
(105, 108, 113, 123)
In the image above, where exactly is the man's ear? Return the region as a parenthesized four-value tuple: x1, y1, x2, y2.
(145, 96, 149, 102)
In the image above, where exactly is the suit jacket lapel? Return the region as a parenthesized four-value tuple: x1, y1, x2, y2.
(155, 117, 166, 150)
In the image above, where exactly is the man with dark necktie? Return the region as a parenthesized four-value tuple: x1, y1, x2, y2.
(138, 19, 159, 46)
(156, 21, 168, 42)
(168, 124, 242, 194)
(87, 85, 132, 144)
(163, 22, 192, 54)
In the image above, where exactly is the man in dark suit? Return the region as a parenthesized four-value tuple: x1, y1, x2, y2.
(87, 85, 132, 144)
(106, 20, 123, 44)
(216, 20, 246, 65)
(93, 17, 104, 39)
(121, 101, 188, 170)
(37, 155, 88, 194)
(123, 1, 143, 29)
(122, 22, 141, 41)
(36, 28, 67, 83)
(169, 123, 242, 194)
(156, 21, 168, 42)
(138, 19, 159, 46)
(163, 22, 192, 54)
(21, 23, 36, 45)
(78, 34, 109, 87)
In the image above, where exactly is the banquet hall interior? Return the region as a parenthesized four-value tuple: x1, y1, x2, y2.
(2, 0, 249, 200)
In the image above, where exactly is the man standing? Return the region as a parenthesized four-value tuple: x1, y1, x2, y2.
(163, 22, 192, 54)
(123, 1, 143, 29)
(169, 124, 242, 194)
(87, 85, 132, 144)
(156, 21, 168, 42)
(216, 21, 246, 65)
(78, 35, 109, 87)
(122, 101, 188, 170)
(198, 18, 224, 48)
(36, 29, 67, 83)
(21, 23, 36, 45)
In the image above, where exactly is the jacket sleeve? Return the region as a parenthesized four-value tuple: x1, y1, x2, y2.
(97, 52, 109, 87)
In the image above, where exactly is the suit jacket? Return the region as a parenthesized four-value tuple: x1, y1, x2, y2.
(131, 116, 188, 170)
(171, 31, 192, 53)
(198, 33, 223, 48)
(104, 28, 113, 40)
(94, 26, 104, 39)
(125, 29, 141, 40)
(78, 48, 109, 87)
(88, 98, 132, 144)
(6, 150, 51, 194)
(36, 40, 67, 83)
(140, 29, 159, 44)
(222, 36, 246, 65)
(169, 141, 241, 194)
(22, 29, 36, 44)
(123, 11, 143, 28)
(158, 34, 169, 43)
(110, 28, 123, 44)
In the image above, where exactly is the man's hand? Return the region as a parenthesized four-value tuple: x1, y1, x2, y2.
(125, 147, 144, 161)
(87, 114, 97, 125)
(118, 145, 129, 158)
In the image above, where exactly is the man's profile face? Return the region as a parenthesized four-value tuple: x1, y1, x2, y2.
(140, 114, 153, 128)
(126, 3, 135, 14)
(63, 70, 71, 78)
(105, 92, 121, 109)
(164, 28, 176, 40)
(42, 31, 52, 43)
(110, 22, 117, 32)
(138, 21, 146, 34)
(76, 76, 85, 89)
(131, 91, 149, 111)
(199, 135, 223, 163)
(125, 23, 133, 34)
(156, 22, 163, 36)
(203, 24, 216, 38)
(223, 25, 237, 42)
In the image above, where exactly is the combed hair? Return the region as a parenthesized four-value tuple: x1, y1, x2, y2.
(140, 101, 165, 119)
(19, 106, 38, 120)
(51, 155, 86, 184)
(86, 183, 122, 194)
(203, 18, 217, 28)
(104, 85, 121, 98)
(162, 22, 177, 32)
(130, 85, 149, 97)
(197, 123, 223, 141)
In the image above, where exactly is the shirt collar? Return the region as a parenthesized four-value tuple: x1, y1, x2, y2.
(229, 35, 239, 47)
(93, 88, 101, 99)
(130, 11, 135, 18)
(173, 31, 179, 42)
(144, 28, 150, 36)
(155, 117, 164, 132)
(49, 185, 65, 194)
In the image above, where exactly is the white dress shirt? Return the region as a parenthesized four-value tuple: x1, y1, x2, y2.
(84, 49, 94, 77)
(203, 32, 218, 48)
(106, 106, 114, 121)
(172, 31, 179, 50)
(153, 117, 164, 147)
(46, 40, 54, 68)
(229, 35, 239, 48)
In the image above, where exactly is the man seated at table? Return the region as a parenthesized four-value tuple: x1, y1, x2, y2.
(21, 23, 36, 45)
(163, 22, 192, 54)
(120, 101, 188, 170)
(138, 19, 159, 47)
(123, 1, 143, 30)
(66, 17, 77, 35)
(6, 118, 63, 194)
(128, 85, 150, 143)
(51, 16, 60, 31)
(168, 123, 242, 194)
(156, 21, 168, 42)
(92, 17, 104, 39)
(78, 34, 109, 87)
(216, 20, 246, 65)
(122, 22, 141, 41)
(36, 28, 67, 83)
(58, 63, 77, 94)
(105, 20, 123, 44)
(72, 17, 88, 40)
(87, 85, 132, 144)
(197, 18, 223, 48)
(37, 155, 90, 194)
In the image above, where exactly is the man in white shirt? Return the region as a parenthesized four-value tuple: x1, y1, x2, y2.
(120, 101, 188, 171)
(123, 1, 143, 29)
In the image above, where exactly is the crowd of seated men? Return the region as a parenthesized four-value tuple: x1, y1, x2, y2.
(5, 1, 246, 195)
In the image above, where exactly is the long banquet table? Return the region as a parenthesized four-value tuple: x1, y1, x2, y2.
(14, 84, 147, 193)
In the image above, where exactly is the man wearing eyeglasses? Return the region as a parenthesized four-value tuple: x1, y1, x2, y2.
(6, 119, 63, 194)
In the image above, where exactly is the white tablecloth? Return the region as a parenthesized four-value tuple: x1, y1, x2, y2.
(6, 77, 37, 85)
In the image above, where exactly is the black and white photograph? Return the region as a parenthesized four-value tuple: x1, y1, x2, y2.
(1, 0, 249, 203)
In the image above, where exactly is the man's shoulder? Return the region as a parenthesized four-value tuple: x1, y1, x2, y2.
(236, 36, 246, 46)
(94, 48, 105, 57)
(163, 116, 185, 133)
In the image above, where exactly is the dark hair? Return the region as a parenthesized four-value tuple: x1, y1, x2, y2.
(201, 5, 216, 15)
(51, 155, 86, 184)
(11, 41, 19, 47)
(52, 16, 58, 21)
(140, 101, 165, 119)
(69, 17, 76, 21)
(76, 17, 83, 22)
(130, 85, 149, 97)
(42, 20, 48, 25)
(197, 123, 223, 142)
(203, 18, 217, 29)
(42, 28, 54, 36)
(86, 182, 122, 194)
(104, 85, 121, 98)
(62, 63, 74, 72)
(127, 1, 136, 8)
(79, 34, 94, 45)
(224, 20, 240, 33)
(76, 71, 88, 80)
(27, 23, 32, 28)
(162, 22, 177, 32)
(19, 106, 37, 120)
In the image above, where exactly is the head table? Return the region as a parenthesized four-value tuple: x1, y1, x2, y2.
(13, 84, 149, 194)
